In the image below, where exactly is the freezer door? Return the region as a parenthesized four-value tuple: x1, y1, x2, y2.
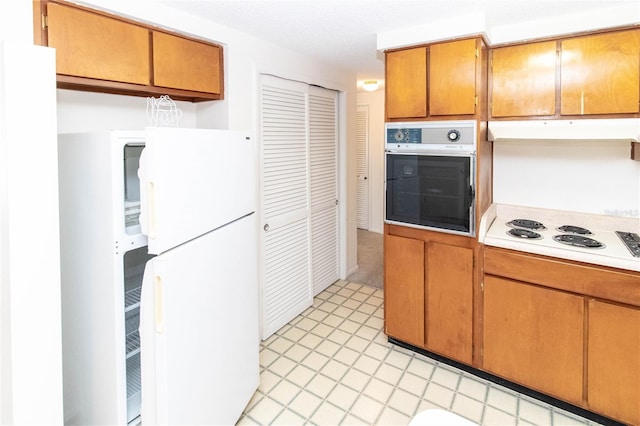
(139, 127, 255, 255)
(139, 214, 259, 425)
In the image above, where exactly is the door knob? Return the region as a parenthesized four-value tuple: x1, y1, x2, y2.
(264, 223, 270, 231)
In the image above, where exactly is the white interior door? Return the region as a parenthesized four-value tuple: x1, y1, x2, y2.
(356, 106, 370, 230)
(139, 215, 259, 425)
(310, 86, 339, 295)
(259, 75, 313, 338)
(139, 127, 255, 255)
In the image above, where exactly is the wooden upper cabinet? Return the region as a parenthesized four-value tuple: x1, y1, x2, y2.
(491, 41, 556, 117)
(47, 2, 151, 85)
(561, 29, 640, 115)
(153, 32, 221, 94)
(587, 300, 640, 426)
(429, 38, 477, 116)
(386, 47, 427, 119)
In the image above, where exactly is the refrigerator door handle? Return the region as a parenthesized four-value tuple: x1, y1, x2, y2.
(154, 275, 164, 333)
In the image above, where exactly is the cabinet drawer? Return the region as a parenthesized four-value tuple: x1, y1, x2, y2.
(484, 247, 640, 306)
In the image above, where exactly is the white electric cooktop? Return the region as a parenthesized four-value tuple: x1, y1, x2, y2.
(479, 204, 640, 272)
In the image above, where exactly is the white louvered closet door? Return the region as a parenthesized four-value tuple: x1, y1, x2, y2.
(356, 105, 369, 230)
(259, 75, 313, 339)
(309, 86, 339, 296)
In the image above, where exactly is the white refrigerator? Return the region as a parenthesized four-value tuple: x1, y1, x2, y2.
(58, 127, 259, 425)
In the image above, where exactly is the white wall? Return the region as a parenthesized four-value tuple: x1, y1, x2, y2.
(357, 90, 385, 234)
(494, 140, 640, 217)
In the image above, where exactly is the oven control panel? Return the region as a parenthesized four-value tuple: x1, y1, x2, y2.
(386, 120, 476, 152)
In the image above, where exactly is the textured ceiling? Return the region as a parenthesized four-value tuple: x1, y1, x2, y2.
(160, 0, 639, 80)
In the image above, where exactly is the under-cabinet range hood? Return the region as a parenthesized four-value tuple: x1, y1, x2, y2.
(488, 118, 640, 142)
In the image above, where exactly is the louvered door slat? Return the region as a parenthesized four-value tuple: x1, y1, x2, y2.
(356, 106, 369, 229)
(260, 75, 312, 338)
(309, 86, 339, 295)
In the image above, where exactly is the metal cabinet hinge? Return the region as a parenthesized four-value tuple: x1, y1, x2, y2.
(474, 96, 478, 106)
(41, 14, 48, 29)
(475, 47, 479, 58)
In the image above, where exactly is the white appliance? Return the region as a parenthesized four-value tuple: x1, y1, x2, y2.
(58, 127, 259, 425)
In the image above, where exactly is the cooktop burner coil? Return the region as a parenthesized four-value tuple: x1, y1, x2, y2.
(506, 219, 546, 231)
(553, 234, 605, 249)
(556, 225, 593, 235)
(507, 228, 542, 239)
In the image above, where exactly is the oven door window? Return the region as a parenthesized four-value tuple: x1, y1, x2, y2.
(386, 154, 473, 234)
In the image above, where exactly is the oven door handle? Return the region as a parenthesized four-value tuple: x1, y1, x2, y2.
(468, 186, 475, 209)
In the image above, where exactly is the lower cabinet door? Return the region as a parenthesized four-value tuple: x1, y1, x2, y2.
(426, 242, 473, 364)
(587, 300, 640, 425)
(384, 234, 425, 347)
(483, 276, 584, 405)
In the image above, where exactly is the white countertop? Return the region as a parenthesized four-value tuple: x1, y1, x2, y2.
(479, 204, 640, 272)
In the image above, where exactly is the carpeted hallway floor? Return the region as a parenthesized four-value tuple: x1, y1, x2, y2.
(346, 229, 384, 289)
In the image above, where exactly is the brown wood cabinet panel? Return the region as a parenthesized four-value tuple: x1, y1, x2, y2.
(47, 2, 150, 85)
(561, 29, 640, 115)
(384, 234, 425, 347)
(491, 41, 556, 117)
(587, 300, 640, 425)
(429, 38, 477, 116)
(153, 31, 222, 94)
(386, 47, 427, 119)
(484, 247, 640, 307)
(483, 276, 584, 405)
(426, 243, 473, 364)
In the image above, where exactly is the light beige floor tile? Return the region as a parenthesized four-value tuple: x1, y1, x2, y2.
(364, 342, 391, 361)
(551, 409, 591, 425)
(314, 339, 341, 358)
(300, 350, 329, 371)
(348, 310, 369, 324)
(245, 396, 284, 425)
(307, 308, 329, 323)
(273, 407, 306, 425)
(258, 370, 280, 393)
(349, 291, 370, 302)
(317, 300, 338, 313)
(286, 364, 315, 387)
(482, 406, 517, 425)
(309, 401, 346, 425)
(424, 382, 455, 409)
(397, 371, 428, 398)
(350, 394, 384, 424)
(406, 355, 435, 379)
(259, 347, 279, 368)
(306, 373, 336, 399)
(352, 354, 381, 376)
(458, 376, 488, 402)
(326, 383, 359, 410)
(354, 324, 379, 340)
(333, 346, 360, 366)
(362, 377, 394, 404)
(384, 348, 412, 370)
(375, 363, 404, 386)
(337, 287, 356, 298)
(268, 379, 301, 406)
(283, 343, 311, 363)
(431, 365, 462, 390)
(388, 387, 420, 415)
(295, 317, 319, 332)
(322, 313, 344, 328)
(355, 302, 377, 315)
(519, 397, 552, 424)
(320, 359, 349, 382)
(341, 368, 371, 392)
(451, 393, 484, 424)
(328, 294, 347, 305)
(486, 386, 518, 413)
(345, 335, 369, 352)
(341, 413, 366, 425)
(298, 332, 323, 350)
(377, 406, 412, 426)
(310, 322, 334, 338)
(288, 390, 322, 419)
(342, 298, 362, 310)
(338, 319, 360, 334)
(269, 356, 297, 377)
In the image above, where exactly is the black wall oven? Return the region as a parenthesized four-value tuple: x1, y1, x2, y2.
(385, 121, 477, 236)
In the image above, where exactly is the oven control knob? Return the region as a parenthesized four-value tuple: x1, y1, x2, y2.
(447, 129, 461, 142)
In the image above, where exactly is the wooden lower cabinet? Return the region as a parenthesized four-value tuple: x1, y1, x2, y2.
(426, 242, 474, 364)
(384, 234, 425, 347)
(587, 300, 640, 425)
(483, 276, 585, 405)
(384, 229, 474, 364)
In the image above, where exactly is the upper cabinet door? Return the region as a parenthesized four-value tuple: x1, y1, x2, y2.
(429, 38, 477, 116)
(386, 47, 427, 119)
(561, 29, 640, 115)
(46, 2, 150, 85)
(491, 41, 557, 117)
(152, 32, 222, 94)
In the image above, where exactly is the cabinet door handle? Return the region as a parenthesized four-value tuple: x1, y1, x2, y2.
(264, 223, 270, 231)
